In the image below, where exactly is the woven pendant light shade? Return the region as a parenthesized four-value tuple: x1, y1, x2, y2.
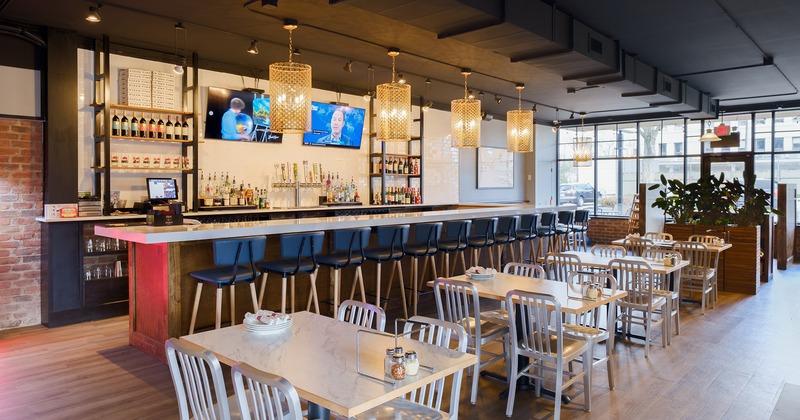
(452, 69, 481, 148)
(506, 84, 533, 153)
(573, 113, 592, 167)
(377, 49, 412, 142)
(269, 20, 312, 134)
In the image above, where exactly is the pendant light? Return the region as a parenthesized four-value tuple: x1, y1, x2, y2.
(699, 121, 721, 142)
(269, 19, 312, 134)
(376, 48, 412, 142)
(173, 23, 186, 75)
(363, 65, 374, 102)
(506, 83, 533, 153)
(451, 69, 481, 148)
(573, 113, 592, 167)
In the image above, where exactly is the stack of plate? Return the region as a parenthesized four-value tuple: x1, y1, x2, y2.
(243, 315, 292, 334)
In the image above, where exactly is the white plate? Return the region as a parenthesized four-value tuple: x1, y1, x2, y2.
(467, 273, 495, 281)
(244, 318, 292, 334)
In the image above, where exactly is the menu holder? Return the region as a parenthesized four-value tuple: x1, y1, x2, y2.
(355, 319, 436, 387)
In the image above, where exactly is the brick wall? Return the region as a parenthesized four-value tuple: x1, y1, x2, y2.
(0, 118, 43, 329)
(587, 216, 630, 245)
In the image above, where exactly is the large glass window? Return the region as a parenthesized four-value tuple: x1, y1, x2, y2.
(555, 110, 798, 220)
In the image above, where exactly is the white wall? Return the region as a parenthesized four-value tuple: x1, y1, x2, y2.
(0, 65, 40, 118)
(458, 118, 525, 203)
(535, 125, 557, 206)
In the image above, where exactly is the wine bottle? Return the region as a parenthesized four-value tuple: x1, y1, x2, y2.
(146, 114, 155, 138)
(157, 114, 165, 139)
(120, 112, 129, 137)
(181, 116, 189, 140)
(165, 115, 173, 140)
(111, 110, 120, 136)
(138, 113, 147, 138)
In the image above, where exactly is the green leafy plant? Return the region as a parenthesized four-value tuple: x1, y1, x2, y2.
(693, 173, 737, 226)
(648, 174, 697, 224)
(725, 172, 783, 226)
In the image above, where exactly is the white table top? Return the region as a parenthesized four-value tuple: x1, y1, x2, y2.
(611, 238, 733, 253)
(180, 311, 476, 418)
(432, 274, 628, 314)
(562, 251, 689, 275)
(94, 204, 564, 244)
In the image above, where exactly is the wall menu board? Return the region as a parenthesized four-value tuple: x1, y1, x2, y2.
(477, 147, 514, 189)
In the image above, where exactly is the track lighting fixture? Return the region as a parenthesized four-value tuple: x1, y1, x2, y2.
(173, 23, 186, 75)
(422, 101, 433, 112)
(363, 65, 374, 102)
(467, 90, 475, 100)
(343, 60, 353, 72)
(246, 40, 259, 54)
(86, 3, 102, 23)
(569, 112, 575, 120)
(292, 48, 301, 57)
(495, 94, 502, 104)
(552, 108, 561, 133)
(479, 91, 485, 99)
(397, 73, 406, 84)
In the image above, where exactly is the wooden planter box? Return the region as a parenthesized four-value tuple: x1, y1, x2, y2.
(664, 224, 761, 295)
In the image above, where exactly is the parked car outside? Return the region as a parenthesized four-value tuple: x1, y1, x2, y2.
(559, 183, 600, 206)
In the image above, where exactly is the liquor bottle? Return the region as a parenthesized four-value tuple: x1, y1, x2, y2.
(138, 113, 147, 138)
(393, 158, 399, 173)
(414, 158, 419, 175)
(198, 171, 205, 200)
(398, 158, 404, 174)
(378, 158, 383, 173)
(165, 115, 173, 140)
(157, 114, 165, 139)
(148, 114, 156, 138)
(181, 116, 190, 140)
(130, 113, 138, 138)
(111, 110, 120, 136)
(403, 158, 410, 174)
(372, 159, 378, 174)
(120, 112, 129, 137)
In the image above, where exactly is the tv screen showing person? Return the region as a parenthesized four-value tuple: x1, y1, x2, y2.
(303, 102, 365, 148)
(221, 98, 252, 140)
(204, 87, 283, 143)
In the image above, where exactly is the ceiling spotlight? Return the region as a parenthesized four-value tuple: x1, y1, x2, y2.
(422, 101, 433, 112)
(292, 48, 301, 56)
(495, 94, 502, 104)
(467, 90, 475, 100)
(85, 4, 102, 23)
(343, 60, 353, 72)
(246, 40, 259, 54)
(532, 104, 537, 112)
(398, 73, 406, 84)
(362, 91, 373, 102)
(569, 112, 575, 120)
(552, 108, 561, 132)
(479, 91, 485, 99)
(173, 57, 185, 75)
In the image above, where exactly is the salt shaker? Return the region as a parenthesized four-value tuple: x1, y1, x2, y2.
(384, 348, 395, 376)
(405, 351, 419, 376)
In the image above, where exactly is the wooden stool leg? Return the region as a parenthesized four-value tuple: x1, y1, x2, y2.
(458, 251, 467, 275)
(189, 282, 203, 335)
(230, 285, 236, 326)
(355, 267, 366, 303)
(332, 269, 341, 318)
(308, 270, 320, 314)
(374, 263, 382, 308)
(396, 261, 408, 319)
(290, 275, 296, 313)
(412, 257, 419, 316)
(257, 273, 268, 309)
(280, 276, 287, 314)
(383, 261, 397, 311)
(215, 287, 223, 330)
(248, 282, 258, 313)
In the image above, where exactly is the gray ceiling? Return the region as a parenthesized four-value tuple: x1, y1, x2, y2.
(2, 0, 799, 126)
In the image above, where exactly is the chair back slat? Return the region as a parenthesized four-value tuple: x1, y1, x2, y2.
(506, 291, 562, 363)
(231, 363, 303, 420)
(337, 299, 386, 332)
(643, 232, 673, 241)
(591, 244, 627, 258)
(433, 278, 481, 345)
(608, 258, 655, 307)
(503, 262, 545, 279)
(165, 338, 231, 420)
(622, 237, 653, 257)
(545, 252, 582, 282)
(567, 271, 618, 329)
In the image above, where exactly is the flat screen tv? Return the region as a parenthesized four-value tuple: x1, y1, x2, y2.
(204, 87, 283, 143)
(302, 102, 365, 149)
(147, 178, 178, 202)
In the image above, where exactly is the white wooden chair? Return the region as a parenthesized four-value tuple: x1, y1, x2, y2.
(231, 363, 303, 420)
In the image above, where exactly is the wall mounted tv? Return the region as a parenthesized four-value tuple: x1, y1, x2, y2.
(204, 87, 283, 143)
(302, 102, 365, 149)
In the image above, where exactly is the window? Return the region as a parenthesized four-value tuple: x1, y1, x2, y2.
(792, 137, 800, 151)
(755, 137, 766, 152)
(660, 143, 667, 155)
(673, 143, 683, 154)
(775, 137, 784, 151)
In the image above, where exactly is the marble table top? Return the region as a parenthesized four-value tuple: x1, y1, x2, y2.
(181, 311, 475, 418)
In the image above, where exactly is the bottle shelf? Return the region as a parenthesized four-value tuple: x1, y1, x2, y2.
(84, 250, 128, 257)
(84, 275, 129, 283)
(110, 103, 193, 116)
(94, 166, 193, 173)
(369, 153, 421, 158)
(370, 173, 421, 177)
(108, 135, 192, 144)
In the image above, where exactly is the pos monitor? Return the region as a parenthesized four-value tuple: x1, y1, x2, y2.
(146, 178, 178, 204)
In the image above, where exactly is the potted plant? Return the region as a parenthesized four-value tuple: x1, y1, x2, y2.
(648, 174, 697, 224)
(725, 172, 782, 226)
(693, 173, 737, 226)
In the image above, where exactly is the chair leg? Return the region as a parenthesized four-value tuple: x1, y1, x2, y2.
(215, 287, 223, 330)
(290, 275, 297, 313)
(412, 257, 419, 316)
(554, 363, 564, 420)
(332, 269, 341, 317)
(374, 263, 382, 308)
(606, 339, 615, 390)
(356, 266, 366, 303)
(505, 353, 519, 417)
(257, 273, 268, 309)
(583, 349, 592, 412)
(280, 276, 288, 314)
(395, 261, 408, 320)
(308, 270, 320, 314)
(383, 262, 397, 311)
(230, 285, 236, 326)
(458, 251, 467, 275)
(470, 346, 481, 405)
(248, 282, 258, 313)
(189, 282, 203, 335)
(488, 247, 495, 270)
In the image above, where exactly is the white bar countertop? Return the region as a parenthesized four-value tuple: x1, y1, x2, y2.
(94, 204, 564, 244)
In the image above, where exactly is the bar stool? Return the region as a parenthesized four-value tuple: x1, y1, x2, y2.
(467, 217, 498, 269)
(536, 212, 557, 261)
(257, 231, 325, 314)
(556, 210, 575, 251)
(316, 227, 371, 317)
(573, 209, 590, 251)
(188, 236, 266, 334)
(515, 213, 539, 263)
(494, 216, 519, 268)
(403, 222, 442, 316)
(364, 225, 410, 319)
(438, 220, 472, 276)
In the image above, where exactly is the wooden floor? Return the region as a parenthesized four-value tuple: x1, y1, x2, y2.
(1, 265, 798, 419)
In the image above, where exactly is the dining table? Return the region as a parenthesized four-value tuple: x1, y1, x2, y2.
(180, 311, 476, 419)
(611, 237, 733, 254)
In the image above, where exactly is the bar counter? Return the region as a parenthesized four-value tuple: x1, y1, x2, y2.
(94, 203, 561, 361)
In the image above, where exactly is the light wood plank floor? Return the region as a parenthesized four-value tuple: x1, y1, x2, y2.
(1, 265, 798, 419)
